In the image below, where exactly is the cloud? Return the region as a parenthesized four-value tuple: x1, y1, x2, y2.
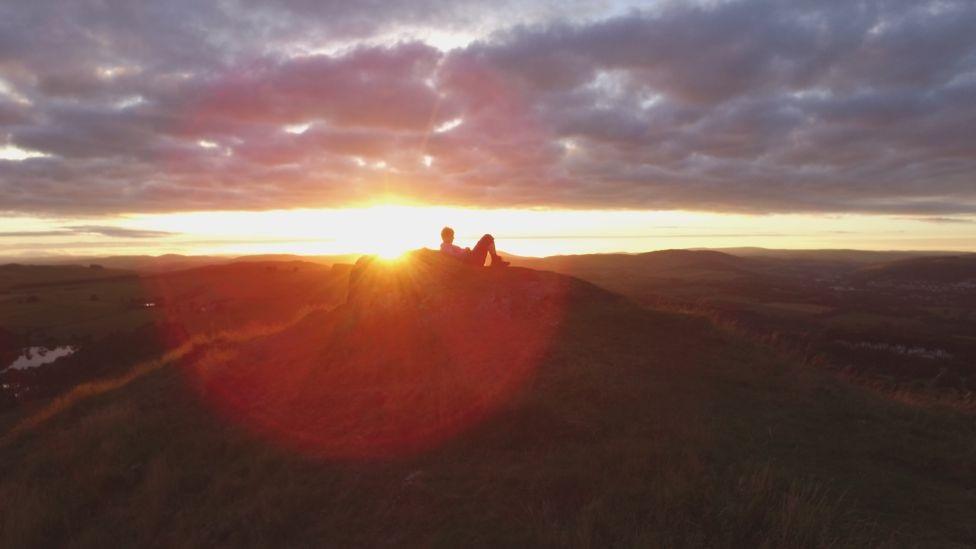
(1, 0, 975, 215)
(0, 226, 175, 238)
(65, 226, 176, 238)
(903, 217, 976, 225)
(0, 230, 66, 238)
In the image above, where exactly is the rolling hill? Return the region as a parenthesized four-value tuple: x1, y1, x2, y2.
(1, 251, 974, 546)
(0, 253, 362, 274)
(0, 263, 136, 290)
(708, 247, 961, 265)
(509, 249, 776, 304)
(512, 249, 761, 280)
(853, 255, 976, 284)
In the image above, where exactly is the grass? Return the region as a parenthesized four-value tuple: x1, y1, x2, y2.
(824, 311, 923, 331)
(1, 259, 974, 547)
(0, 277, 152, 341)
(759, 302, 833, 316)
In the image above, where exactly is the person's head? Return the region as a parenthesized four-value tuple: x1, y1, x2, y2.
(441, 226, 455, 244)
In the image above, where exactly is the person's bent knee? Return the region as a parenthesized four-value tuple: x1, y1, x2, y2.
(480, 234, 494, 243)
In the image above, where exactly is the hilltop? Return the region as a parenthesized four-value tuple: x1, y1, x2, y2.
(1, 251, 974, 546)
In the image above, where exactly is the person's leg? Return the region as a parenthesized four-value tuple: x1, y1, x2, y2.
(468, 234, 493, 266)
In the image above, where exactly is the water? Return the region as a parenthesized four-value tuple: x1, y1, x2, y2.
(3, 346, 77, 372)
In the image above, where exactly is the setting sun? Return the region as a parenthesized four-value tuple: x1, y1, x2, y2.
(4, 205, 974, 261)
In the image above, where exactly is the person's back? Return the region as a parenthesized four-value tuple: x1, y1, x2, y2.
(439, 233, 468, 260)
(439, 226, 508, 267)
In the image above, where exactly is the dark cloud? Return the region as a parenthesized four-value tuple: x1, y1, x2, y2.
(1, 0, 975, 215)
(0, 230, 66, 238)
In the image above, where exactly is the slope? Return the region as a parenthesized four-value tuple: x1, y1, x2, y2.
(1, 251, 973, 547)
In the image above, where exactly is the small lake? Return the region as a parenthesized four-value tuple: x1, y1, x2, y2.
(3, 346, 77, 372)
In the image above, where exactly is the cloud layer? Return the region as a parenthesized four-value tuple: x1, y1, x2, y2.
(1, 0, 975, 215)
(0, 226, 174, 238)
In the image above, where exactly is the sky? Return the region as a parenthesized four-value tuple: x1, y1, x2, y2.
(1, 0, 975, 258)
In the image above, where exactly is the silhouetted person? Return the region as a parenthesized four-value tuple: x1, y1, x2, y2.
(440, 227, 509, 267)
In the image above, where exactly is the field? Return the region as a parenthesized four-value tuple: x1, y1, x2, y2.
(0, 261, 350, 408)
(0, 273, 152, 343)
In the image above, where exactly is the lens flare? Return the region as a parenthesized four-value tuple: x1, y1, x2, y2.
(152, 250, 569, 460)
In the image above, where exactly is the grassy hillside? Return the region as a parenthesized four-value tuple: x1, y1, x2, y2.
(1, 252, 974, 547)
(0, 264, 146, 344)
(0, 261, 351, 410)
(510, 249, 976, 392)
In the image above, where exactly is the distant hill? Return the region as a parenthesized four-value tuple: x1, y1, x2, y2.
(229, 253, 361, 266)
(708, 247, 961, 265)
(507, 249, 782, 305)
(0, 263, 136, 290)
(7, 247, 970, 276)
(21, 254, 233, 273)
(853, 254, 976, 284)
(512, 249, 762, 281)
(0, 253, 363, 273)
(2, 250, 974, 546)
(509, 249, 976, 305)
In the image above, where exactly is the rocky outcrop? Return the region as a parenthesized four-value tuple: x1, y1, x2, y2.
(346, 249, 575, 323)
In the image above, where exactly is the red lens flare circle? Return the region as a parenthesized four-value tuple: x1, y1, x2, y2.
(167, 252, 569, 460)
